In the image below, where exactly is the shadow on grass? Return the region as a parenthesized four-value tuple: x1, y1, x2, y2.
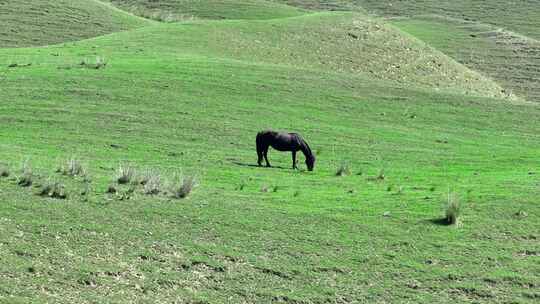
(428, 218, 451, 226)
(232, 161, 288, 170)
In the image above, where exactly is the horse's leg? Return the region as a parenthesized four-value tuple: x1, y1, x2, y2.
(292, 151, 297, 169)
(257, 146, 263, 166)
(264, 147, 271, 167)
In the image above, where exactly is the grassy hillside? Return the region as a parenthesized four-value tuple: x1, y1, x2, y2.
(274, 1, 540, 102)
(391, 15, 540, 102)
(69, 12, 509, 99)
(275, 0, 540, 41)
(354, 0, 540, 41)
(108, 0, 306, 21)
(1, 1, 539, 303)
(0, 0, 152, 48)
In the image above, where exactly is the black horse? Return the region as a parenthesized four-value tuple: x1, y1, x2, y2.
(256, 130, 315, 171)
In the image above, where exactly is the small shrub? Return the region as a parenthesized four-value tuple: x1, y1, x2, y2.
(171, 175, 197, 199)
(58, 157, 86, 177)
(17, 160, 33, 187)
(515, 210, 528, 218)
(143, 173, 162, 195)
(236, 181, 246, 191)
(336, 163, 351, 176)
(106, 184, 117, 194)
(81, 181, 91, 196)
(38, 179, 67, 199)
(376, 168, 385, 180)
(138, 168, 161, 186)
(0, 165, 9, 177)
(80, 56, 107, 69)
(116, 164, 136, 184)
(445, 192, 461, 225)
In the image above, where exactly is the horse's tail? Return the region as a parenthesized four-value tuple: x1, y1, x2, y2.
(256, 132, 266, 165)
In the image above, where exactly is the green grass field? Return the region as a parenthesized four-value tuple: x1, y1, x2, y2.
(1, 1, 539, 303)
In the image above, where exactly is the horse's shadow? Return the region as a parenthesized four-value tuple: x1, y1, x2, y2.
(231, 161, 288, 170)
(426, 218, 452, 226)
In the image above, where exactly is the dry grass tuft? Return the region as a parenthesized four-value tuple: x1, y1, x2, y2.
(38, 179, 67, 199)
(0, 164, 9, 177)
(106, 184, 117, 194)
(143, 172, 162, 195)
(171, 174, 197, 199)
(336, 163, 351, 176)
(116, 164, 136, 184)
(445, 191, 461, 225)
(58, 157, 86, 177)
(17, 160, 34, 187)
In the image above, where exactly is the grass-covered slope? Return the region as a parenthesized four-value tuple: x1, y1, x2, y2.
(73, 12, 508, 99)
(276, 1, 540, 41)
(108, 0, 306, 21)
(0, 0, 152, 48)
(1, 2, 539, 303)
(274, 1, 540, 102)
(391, 15, 540, 103)
(354, 0, 540, 41)
(1, 13, 540, 302)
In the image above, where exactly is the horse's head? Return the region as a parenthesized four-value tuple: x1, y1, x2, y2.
(306, 155, 315, 171)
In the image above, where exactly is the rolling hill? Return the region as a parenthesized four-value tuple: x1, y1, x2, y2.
(275, 0, 540, 102)
(0, 0, 152, 48)
(392, 15, 540, 103)
(0, 1, 539, 303)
